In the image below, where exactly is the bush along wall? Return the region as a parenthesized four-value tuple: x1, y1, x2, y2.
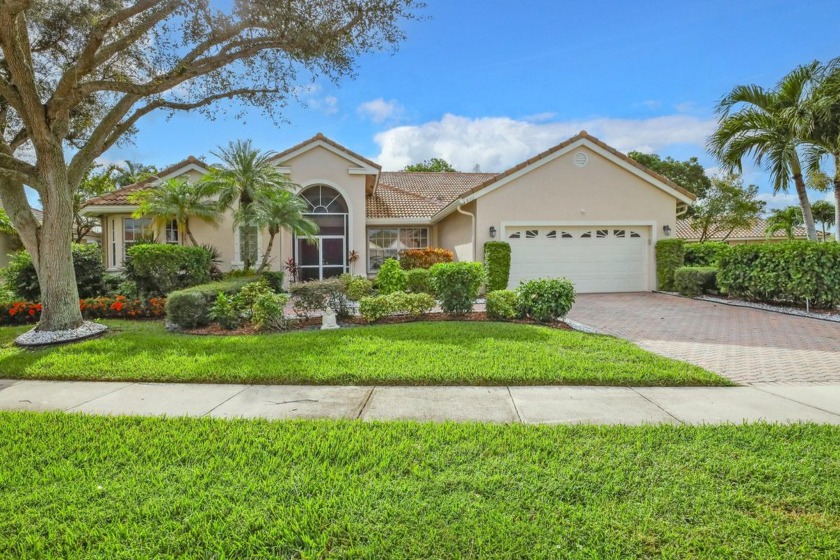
(655, 239, 685, 291)
(673, 266, 718, 297)
(484, 241, 511, 292)
(4, 244, 104, 301)
(716, 241, 840, 308)
(684, 242, 730, 267)
(124, 244, 212, 296)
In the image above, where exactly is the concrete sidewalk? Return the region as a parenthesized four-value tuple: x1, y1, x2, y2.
(1, 379, 839, 424)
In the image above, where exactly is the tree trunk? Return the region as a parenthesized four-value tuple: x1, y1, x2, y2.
(258, 229, 277, 273)
(833, 154, 840, 242)
(185, 219, 197, 246)
(790, 161, 817, 241)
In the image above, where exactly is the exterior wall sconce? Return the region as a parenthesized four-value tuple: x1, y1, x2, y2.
(489, 226, 497, 238)
(663, 225, 672, 237)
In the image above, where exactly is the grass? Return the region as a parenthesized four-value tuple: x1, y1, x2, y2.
(0, 320, 728, 386)
(0, 413, 838, 558)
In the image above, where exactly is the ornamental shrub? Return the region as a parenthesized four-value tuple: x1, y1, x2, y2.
(358, 291, 435, 322)
(405, 268, 435, 295)
(340, 274, 374, 301)
(210, 292, 242, 330)
(165, 276, 258, 328)
(289, 277, 348, 317)
(0, 296, 166, 325)
(673, 266, 718, 297)
(684, 242, 730, 267)
(485, 289, 519, 321)
(399, 247, 454, 269)
(375, 258, 407, 294)
(655, 239, 685, 291)
(716, 242, 840, 308)
(251, 292, 290, 331)
(484, 241, 511, 292)
(260, 271, 285, 293)
(5, 244, 105, 301)
(125, 244, 212, 296)
(517, 278, 575, 322)
(429, 261, 486, 314)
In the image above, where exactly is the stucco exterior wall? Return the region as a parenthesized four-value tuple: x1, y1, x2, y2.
(436, 201, 475, 262)
(471, 146, 678, 291)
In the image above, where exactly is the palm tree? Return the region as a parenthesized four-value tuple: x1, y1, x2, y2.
(130, 178, 220, 246)
(114, 161, 158, 187)
(201, 140, 299, 270)
(709, 63, 820, 240)
(803, 58, 840, 239)
(765, 206, 803, 240)
(811, 199, 836, 241)
(249, 190, 318, 272)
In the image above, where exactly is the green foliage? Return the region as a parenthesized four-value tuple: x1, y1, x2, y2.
(251, 292, 290, 331)
(5, 244, 104, 301)
(0, 208, 17, 235)
(375, 258, 407, 294)
(399, 248, 454, 269)
(628, 151, 712, 201)
(485, 290, 519, 321)
(289, 278, 348, 317)
(765, 206, 804, 239)
(402, 158, 457, 172)
(165, 277, 258, 329)
(358, 291, 436, 322)
(811, 200, 836, 237)
(210, 292, 243, 330)
(260, 271, 285, 293)
(684, 242, 730, 267)
(717, 242, 840, 307)
(130, 178, 221, 246)
(655, 239, 685, 291)
(517, 278, 576, 322)
(405, 268, 434, 295)
(689, 173, 765, 241)
(674, 267, 719, 297)
(341, 275, 374, 301)
(429, 261, 486, 314)
(124, 244, 212, 296)
(484, 241, 511, 292)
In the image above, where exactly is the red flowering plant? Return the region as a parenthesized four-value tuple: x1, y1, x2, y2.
(0, 297, 166, 325)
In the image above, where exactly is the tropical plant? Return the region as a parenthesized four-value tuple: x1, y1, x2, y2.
(689, 173, 765, 241)
(765, 206, 804, 240)
(708, 62, 820, 240)
(810, 199, 836, 240)
(130, 178, 220, 246)
(249, 189, 318, 272)
(113, 162, 158, 188)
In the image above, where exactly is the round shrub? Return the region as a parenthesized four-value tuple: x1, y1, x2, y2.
(375, 258, 407, 294)
(484, 241, 511, 292)
(289, 278, 348, 317)
(405, 268, 434, 295)
(674, 266, 718, 297)
(359, 291, 435, 322)
(429, 261, 486, 314)
(517, 278, 575, 322)
(4, 244, 105, 301)
(655, 239, 685, 291)
(165, 291, 209, 328)
(485, 289, 519, 321)
(341, 275, 374, 301)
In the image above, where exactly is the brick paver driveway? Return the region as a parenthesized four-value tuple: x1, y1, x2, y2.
(567, 293, 840, 384)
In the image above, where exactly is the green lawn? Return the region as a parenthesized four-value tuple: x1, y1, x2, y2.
(0, 320, 727, 386)
(0, 413, 837, 558)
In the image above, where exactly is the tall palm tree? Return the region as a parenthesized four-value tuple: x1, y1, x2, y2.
(803, 58, 840, 239)
(249, 190, 318, 272)
(201, 140, 299, 270)
(130, 178, 220, 246)
(811, 199, 836, 241)
(765, 206, 803, 240)
(709, 62, 820, 240)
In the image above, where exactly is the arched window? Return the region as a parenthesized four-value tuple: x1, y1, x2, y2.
(295, 185, 349, 280)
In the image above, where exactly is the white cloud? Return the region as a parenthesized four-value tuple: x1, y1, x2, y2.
(757, 192, 801, 212)
(522, 112, 558, 123)
(372, 113, 716, 172)
(357, 98, 403, 123)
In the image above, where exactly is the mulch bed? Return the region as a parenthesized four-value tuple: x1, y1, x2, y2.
(183, 312, 571, 335)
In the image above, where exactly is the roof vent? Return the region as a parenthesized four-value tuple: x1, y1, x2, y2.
(573, 151, 589, 167)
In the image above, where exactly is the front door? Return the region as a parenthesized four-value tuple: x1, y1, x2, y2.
(297, 236, 346, 281)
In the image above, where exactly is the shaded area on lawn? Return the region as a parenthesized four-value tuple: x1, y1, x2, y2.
(1, 413, 838, 558)
(0, 320, 728, 386)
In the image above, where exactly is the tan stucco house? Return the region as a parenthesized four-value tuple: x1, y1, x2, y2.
(82, 131, 696, 293)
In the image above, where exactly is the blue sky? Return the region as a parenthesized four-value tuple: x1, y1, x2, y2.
(102, 0, 840, 211)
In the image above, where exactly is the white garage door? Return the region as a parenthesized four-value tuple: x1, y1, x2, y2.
(506, 226, 649, 293)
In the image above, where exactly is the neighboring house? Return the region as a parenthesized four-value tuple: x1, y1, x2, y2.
(81, 131, 695, 293)
(676, 218, 822, 244)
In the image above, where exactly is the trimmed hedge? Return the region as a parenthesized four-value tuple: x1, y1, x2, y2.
(165, 277, 258, 328)
(4, 244, 104, 301)
(125, 244, 212, 296)
(655, 239, 685, 291)
(405, 268, 435, 295)
(429, 261, 486, 314)
(484, 241, 511, 292)
(358, 291, 436, 322)
(399, 247, 453, 269)
(517, 278, 576, 322)
(684, 242, 730, 267)
(485, 289, 519, 321)
(717, 242, 840, 308)
(289, 278, 349, 318)
(674, 267, 718, 297)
